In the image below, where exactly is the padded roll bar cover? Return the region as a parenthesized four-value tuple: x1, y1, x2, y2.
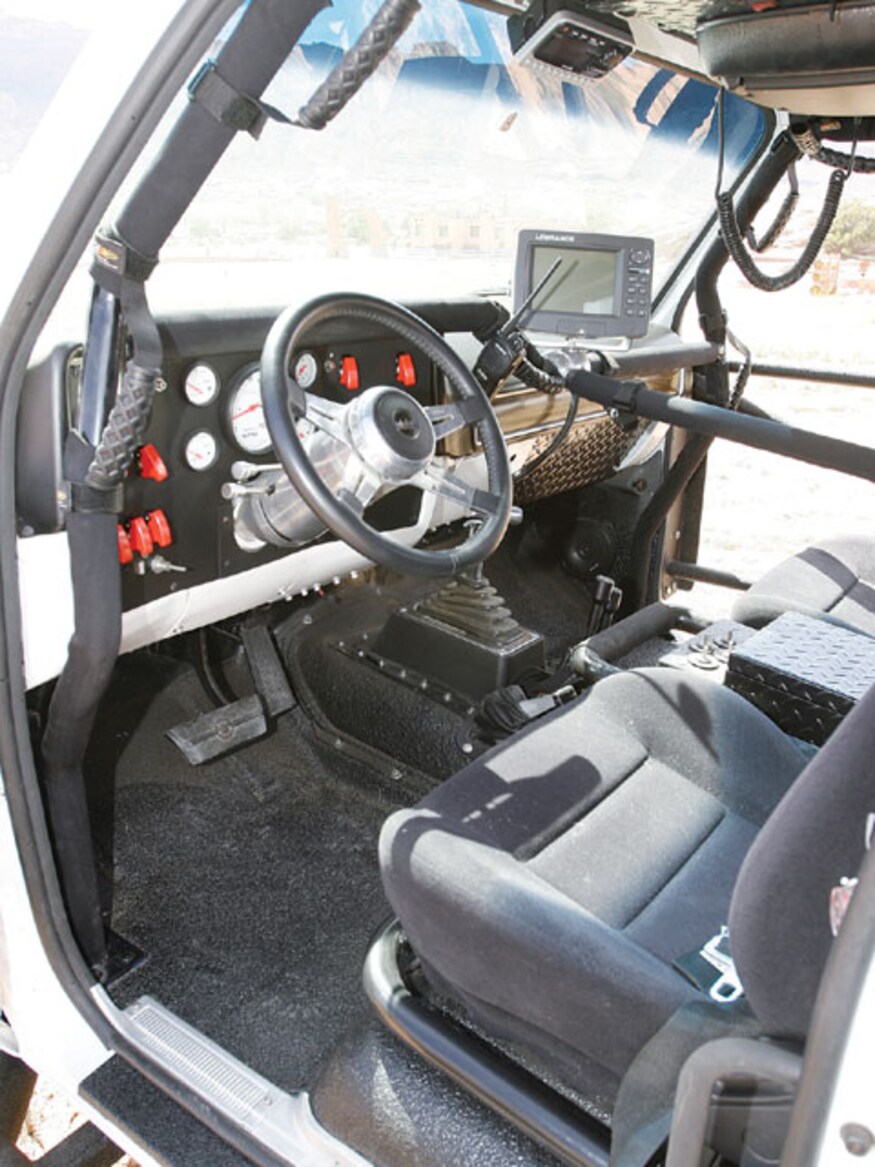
(115, 0, 329, 259)
(584, 602, 680, 663)
(698, 1, 875, 82)
(565, 366, 875, 483)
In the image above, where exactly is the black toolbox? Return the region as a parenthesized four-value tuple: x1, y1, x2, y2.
(726, 611, 875, 745)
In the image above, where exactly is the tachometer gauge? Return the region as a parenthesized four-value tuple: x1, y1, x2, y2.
(293, 351, 319, 390)
(184, 363, 219, 406)
(184, 430, 219, 472)
(228, 367, 272, 455)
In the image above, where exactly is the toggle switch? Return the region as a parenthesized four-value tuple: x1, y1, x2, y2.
(128, 516, 154, 558)
(396, 352, 416, 388)
(117, 524, 133, 565)
(339, 356, 360, 391)
(146, 508, 173, 548)
(138, 443, 169, 482)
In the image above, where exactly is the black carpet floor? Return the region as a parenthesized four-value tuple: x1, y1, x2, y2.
(88, 533, 595, 1091)
(88, 652, 414, 1092)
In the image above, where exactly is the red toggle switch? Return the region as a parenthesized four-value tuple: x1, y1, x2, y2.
(147, 508, 173, 548)
(128, 516, 154, 558)
(396, 352, 416, 388)
(339, 356, 360, 392)
(117, 524, 133, 565)
(138, 443, 169, 482)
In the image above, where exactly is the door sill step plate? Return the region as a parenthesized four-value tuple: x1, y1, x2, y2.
(123, 996, 368, 1166)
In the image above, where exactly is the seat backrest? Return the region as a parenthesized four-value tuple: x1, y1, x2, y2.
(728, 680, 875, 1040)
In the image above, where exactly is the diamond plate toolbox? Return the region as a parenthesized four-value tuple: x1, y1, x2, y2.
(726, 610, 875, 745)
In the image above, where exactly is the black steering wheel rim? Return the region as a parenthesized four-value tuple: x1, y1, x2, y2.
(261, 292, 512, 577)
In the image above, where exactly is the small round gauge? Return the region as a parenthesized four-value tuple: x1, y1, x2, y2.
(184, 363, 219, 406)
(228, 367, 272, 455)
(293, 351, 319, 390)
(184, 429, 219, 472)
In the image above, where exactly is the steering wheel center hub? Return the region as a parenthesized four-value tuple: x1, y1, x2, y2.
(347, 386, 435, 481)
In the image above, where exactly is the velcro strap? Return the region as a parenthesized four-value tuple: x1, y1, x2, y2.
(612, 379, 641, 416)
(69, 481, 124, 515)
(93, 230, 158, 285)
(189, 61, 288, 138)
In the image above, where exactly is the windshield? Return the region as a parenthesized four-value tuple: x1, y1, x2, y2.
(0, 5, 91, 174)
(140, 0, 767, 314)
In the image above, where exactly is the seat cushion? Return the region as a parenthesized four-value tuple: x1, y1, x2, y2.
(379, 668, 808, 1105)
(732, 537, 875, 636)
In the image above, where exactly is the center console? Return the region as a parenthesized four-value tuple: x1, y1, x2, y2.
(664, 610, 875, 745)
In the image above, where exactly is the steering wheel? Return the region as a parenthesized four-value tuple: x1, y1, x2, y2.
(260, 293, 512, 577)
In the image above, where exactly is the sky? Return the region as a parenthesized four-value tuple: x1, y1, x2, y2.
(0, 0, 107, 25)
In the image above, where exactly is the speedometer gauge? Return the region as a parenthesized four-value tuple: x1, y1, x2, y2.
(228, 367, 271, 455)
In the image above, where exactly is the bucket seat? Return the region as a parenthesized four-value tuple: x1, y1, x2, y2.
(379, 667, 875, 1111)
(731, 536, 875, 636)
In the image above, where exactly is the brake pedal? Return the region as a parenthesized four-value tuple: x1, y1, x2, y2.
(167, 695, 267, 765)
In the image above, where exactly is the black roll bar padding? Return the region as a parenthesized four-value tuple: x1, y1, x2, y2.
(665, 560, 753, 592)
(626, 132, 803, 601)
(629, 433, 712, 606)
(695, 130, 802, 345)
(43, 0, 328, 975)
(566, 367, 875, 483)
(39, 435, 122, 976)
(727, 360, 875, 391)
(583, 601, 682, 662)
(114, 0, 329, 260)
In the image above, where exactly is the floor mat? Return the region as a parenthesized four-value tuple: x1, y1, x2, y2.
(90, 653, 411, 1092)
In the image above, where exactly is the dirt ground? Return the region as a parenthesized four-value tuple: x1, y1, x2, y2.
(690, 276, 875, 615)
(17, 1079, 136, 1164)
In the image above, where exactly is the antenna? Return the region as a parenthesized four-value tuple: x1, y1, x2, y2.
(505, 256, 562, 333)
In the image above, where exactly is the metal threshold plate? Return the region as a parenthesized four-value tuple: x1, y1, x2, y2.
(123, 996, 369, 1166)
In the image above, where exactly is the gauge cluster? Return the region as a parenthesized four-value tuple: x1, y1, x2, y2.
(16, 300, 510, 616)
(111, 315, 435, 610)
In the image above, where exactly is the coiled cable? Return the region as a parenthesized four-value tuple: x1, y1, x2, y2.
(745, 163, 799, 252)
(717, 168, 846, 292)
(715, 91, 848, 292)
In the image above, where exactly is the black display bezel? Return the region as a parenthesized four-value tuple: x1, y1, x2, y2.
(513, 229, 654, 340)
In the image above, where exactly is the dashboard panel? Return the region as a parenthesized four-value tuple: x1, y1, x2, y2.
(16, 298, 716, 623)
(119, 312, 441, 612)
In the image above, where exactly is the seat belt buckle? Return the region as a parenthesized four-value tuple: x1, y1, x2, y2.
(700, 926, 744, 1003)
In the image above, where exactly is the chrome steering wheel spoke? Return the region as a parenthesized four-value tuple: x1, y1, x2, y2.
(338, 453, 383, 515)
(411, 462, 501, 518)
(424, 399, 485, 441)
(261, 293, 511, 577)
(304, 393, 349, 445)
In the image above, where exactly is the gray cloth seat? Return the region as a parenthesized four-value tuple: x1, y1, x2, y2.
(379, 667, 875, 1112)
(732, 536, 875, 635)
